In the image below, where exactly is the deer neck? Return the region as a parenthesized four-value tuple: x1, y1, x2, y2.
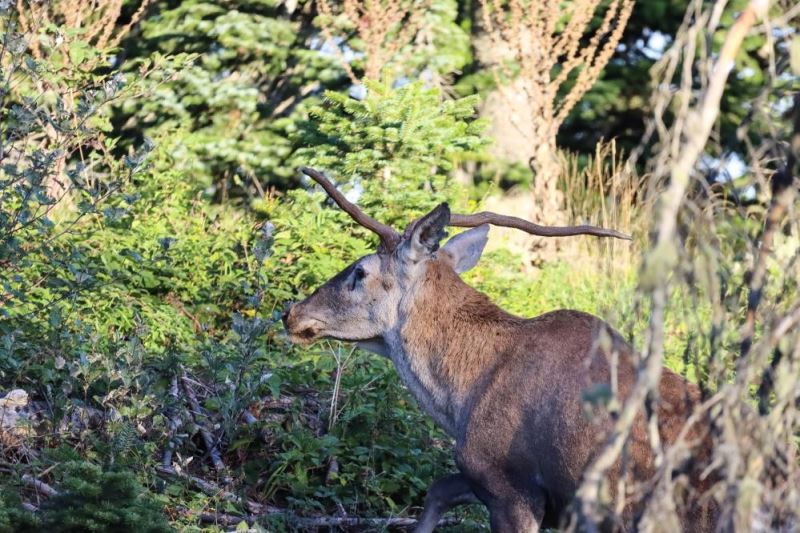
(385, 260, 521, 437)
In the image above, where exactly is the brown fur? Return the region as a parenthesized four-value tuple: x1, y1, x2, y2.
(284, 207, 717, 532)
(403, 260, 715, 530)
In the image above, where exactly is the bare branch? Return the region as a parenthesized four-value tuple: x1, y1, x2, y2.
(163, 468, 461, 529)
(179, 367, 227, 475)
(291, 514, 462, 529)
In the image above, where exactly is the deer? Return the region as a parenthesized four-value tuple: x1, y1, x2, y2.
(282, 167, 717, 532)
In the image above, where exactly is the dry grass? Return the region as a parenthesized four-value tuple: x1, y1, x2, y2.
(16, 0, 152, 58)
(569, 1, 800, 530)
(558, 139, 645, 273)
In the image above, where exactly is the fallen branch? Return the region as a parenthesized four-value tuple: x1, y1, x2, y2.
(160, 467, 462, 530)
(21, 474, 59, 498)
(156, 465, 275, 515)
(174, 506, 250, 528)
(162, 374, 186, 468)
(179, 366, 227, 474)
(292, 515, 462, 529)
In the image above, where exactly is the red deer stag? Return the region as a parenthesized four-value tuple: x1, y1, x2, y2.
(283, 167, 716, 532)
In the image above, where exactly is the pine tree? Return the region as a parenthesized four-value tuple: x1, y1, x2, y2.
(292, 80, 488, 227)
(39, 462, 171, 533)
(116, 0, 472, 202)
(0, 487, 38, 533)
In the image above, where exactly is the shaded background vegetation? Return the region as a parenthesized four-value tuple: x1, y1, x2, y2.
(1, 0, 798, 531)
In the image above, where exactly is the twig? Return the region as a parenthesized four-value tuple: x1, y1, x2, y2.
(156, 465, 273, 515)
(188, 509, 462, 530)
(291, 515, 462, 529)
(328, 344, 357, 431)
(179, 366, 227, 474)
(174, 506, 251, 527)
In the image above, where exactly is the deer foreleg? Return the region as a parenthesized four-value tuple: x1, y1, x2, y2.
(414, 473, 480, 533)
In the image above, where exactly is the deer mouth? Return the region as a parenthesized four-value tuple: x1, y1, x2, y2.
(287, 325, 381, 346)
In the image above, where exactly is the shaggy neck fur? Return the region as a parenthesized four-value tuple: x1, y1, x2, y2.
(388, 259, 523, 437)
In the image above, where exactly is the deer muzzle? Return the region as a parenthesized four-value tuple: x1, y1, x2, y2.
(282, 302, 325, 344)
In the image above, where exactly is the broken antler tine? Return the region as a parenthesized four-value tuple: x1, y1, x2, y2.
(449, 212, 632, 240)
(299, 167, 402, 251)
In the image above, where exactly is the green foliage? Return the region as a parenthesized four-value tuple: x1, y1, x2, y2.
(0, 6, 182, 387)
(0, 17, 160, 279)
(119, 1, 439, 197)
(116, 0, 337, 193)
(3, 0, 794, 530)
(260, 80, 488, 302)
(1, 139, 259, 390)
(0, 486, 39, 532)
(296, 81, 487, 178)
(118, 0, 475, 200)
(315, 0, 471, 84)
(39, 462, 171, 533)
(250, 348, 455, 520)
(292, 80, 488, 227)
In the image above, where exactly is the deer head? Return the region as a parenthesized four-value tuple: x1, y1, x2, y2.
(282, 167, 630, 350)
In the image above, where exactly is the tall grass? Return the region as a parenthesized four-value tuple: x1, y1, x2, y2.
(558, 139, 646, 273)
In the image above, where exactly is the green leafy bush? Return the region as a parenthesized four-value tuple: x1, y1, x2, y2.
(39, 461, 171, 533)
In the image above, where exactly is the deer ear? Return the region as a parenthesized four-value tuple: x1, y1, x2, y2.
(403, 203, 450, 262)
(442, 224, 489, 273)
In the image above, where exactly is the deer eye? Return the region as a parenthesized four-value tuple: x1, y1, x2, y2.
(350, 265, 366, 291)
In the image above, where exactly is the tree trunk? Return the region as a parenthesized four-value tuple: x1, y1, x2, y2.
(478, 71, 568, 265)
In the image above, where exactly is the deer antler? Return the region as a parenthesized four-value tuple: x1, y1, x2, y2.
(300, 166, 631, 247)
(449, 212, 632, 240)
(299, 167, 402, 251)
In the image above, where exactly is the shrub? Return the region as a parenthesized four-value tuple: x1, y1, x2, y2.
(39, 461, 171, 533)
(0, 486, 39, 533)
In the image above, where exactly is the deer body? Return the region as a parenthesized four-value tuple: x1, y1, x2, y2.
(364, 257, 705, 531)
(283, 169, 715, 532)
